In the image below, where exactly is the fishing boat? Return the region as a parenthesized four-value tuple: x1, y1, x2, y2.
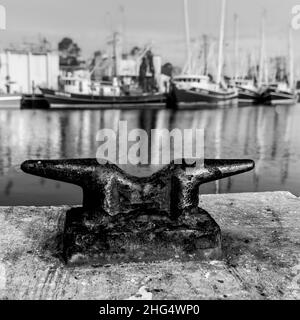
(258, 14, 297, 105)
(171, 0, 238, 108)
(230, 15, 261, 105)
(261, 82, 298, 105)
(172, 75, 237, 107)
(39, 74, 166, 108)
(39, 33, 166, 109)
(39, 86, 166, 108)
(231, 78, 261, 104)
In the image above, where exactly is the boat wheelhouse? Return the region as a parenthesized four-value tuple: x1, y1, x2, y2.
(58, 76, 121, 96)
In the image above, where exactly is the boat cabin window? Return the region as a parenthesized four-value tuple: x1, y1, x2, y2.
(63, 80, 76, 86)
(175, 77, 206, 83)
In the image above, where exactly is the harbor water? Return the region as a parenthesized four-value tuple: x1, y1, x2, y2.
(0, 104, 299, 205)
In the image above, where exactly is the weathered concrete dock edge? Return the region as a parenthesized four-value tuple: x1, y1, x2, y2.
(0, 191, 299, 300)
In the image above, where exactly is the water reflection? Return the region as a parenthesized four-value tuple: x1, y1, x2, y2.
(0, 104, 299, 205)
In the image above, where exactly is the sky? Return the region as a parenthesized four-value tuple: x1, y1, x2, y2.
(0, 0, 299, 67)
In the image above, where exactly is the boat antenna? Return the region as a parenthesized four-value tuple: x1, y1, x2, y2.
(216, 0, 226, 85)
(183, 0, 192, 74)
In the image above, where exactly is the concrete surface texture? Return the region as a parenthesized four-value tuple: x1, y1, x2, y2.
(0, 191, 299, 300)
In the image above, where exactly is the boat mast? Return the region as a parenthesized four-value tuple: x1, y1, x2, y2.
(203, 34, 208, 75)
(258, 10, 266, 87)
(288, 27, 294, 89)
(234, 13, 239, 79)
(183, 0, 192, 74)
(216, 0, 226, 85)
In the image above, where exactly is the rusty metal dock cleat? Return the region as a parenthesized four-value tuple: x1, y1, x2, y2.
(21, 158, 255, 265)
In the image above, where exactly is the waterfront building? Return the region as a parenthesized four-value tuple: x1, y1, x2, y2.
(0, 49, 59, 94)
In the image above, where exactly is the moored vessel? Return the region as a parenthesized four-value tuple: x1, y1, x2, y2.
(171, 0, 238, 108)
(230, 15, 261, 105)
(39, 86, 166, 108)
(39, 75, 166, 108)
(260, 82, 298, 105)
(38, 32, 167, 109)
(172, 75, 238, 108)
(258, 14, 297, 105)
(230, 78, 261, 105)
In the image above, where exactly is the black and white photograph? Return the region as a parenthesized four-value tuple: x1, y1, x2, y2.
(0, 0, 299, 310)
